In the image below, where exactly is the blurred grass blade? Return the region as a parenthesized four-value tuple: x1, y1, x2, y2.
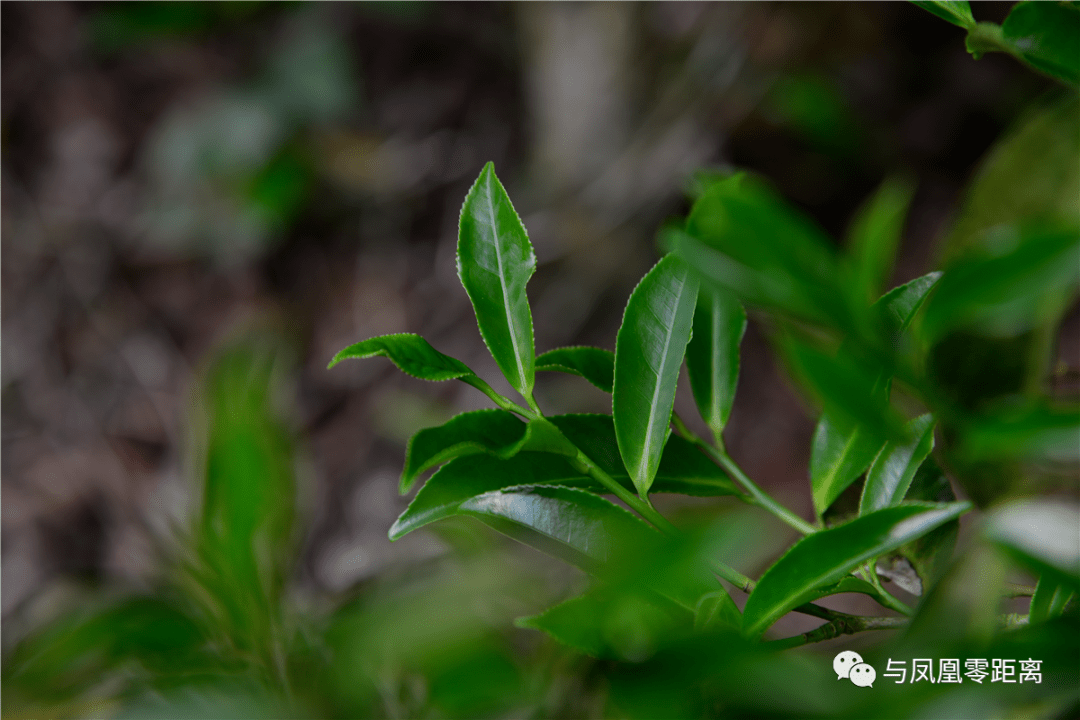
(614, 255, 698, 498)
(910, 1, 975, 29)
(742, 502, 971, 637)
(859, 413, 936, 515)
(1030, 573, 1076, 623)
(984, 499, 1080, 585)
(848, 176, 915, 304)
(535, 346, 615, 393)
(457, 162, 537, 399)
(196, 339, 296, 649)
(810, 413, 885, 518)
(685, 287, 746, 443)
(401, 412, 577, 494)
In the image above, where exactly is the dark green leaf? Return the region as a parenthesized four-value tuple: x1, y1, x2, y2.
(848, 176, 915, 304)
(686, 287, 746, 442)
(742, 502, 971, 637)
(535, 346, 615, 393)
(551, 414, 737, 497)
(401, 412, 582, 493)
(459, 485, 658, 567)
(389, 453, 586, 541)
(874, 271, 942, 333)
(810, 414, 886, 518)
(911, 1, 975, 29)
(679, 174, 851, 328)
(860, 413, 936, 515)
(1002, 1, 1080, 85)
(457, 162, 537, 399)
(984, 499, 1080, 585)
(957, 400, 1080, 463)
(922, 224, 1080, 340)
(1030, 572, 1076, 623)
(944, 95, 1079, 262)
(614, 255, 699, 497)
(329, 333, 477, 381)
(783, 338, 905, 442)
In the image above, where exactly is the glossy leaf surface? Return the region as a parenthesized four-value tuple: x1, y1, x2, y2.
(848, 176, 915, 303)
(810, 414, 885, 518)
(614, 255, 699, 497)
(329, 333, 476, 381)
(742, 502, 971, 637)
(984, 499, 1080, 584)
(1002, 1, 1080, 85)
(860, 413, 936, 515)
(459, 485, 658, 566)
(535, 346, 615, 393)
(911, 0, 974, 29)
(457, 162, 536, 398)
(685, 287, 746, 441)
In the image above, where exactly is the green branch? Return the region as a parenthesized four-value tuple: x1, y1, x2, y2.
(766, 613, 907, 650)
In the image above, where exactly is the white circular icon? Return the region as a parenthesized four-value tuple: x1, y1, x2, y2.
(849, 662, 876, 688)
(833, 650, 863, 680)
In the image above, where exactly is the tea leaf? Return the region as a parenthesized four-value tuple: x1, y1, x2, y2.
(848, 176, 915, 304)
(860, 413, 936, 515)
(614, 255, 699, 498)
(460, 485, 659, 568)
(957, 401, 1080, 463)
(1002, 1, 1080, 85)
(874, 271, 942, 333)
(911, 1, 975, 29)
(457, 162, 537, 399)
(1030, 573, 1076, 623)
(685, 287, 746, 442)
(810, 414, 885, 518)
(536, 346, 615, 393)
(329, 333, 477, 381)
(984, 499, 1080, 584)
(742, 502, 971, 637)
(401, 411, 577, 493)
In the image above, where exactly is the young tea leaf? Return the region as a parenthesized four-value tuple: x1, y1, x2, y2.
(910, 1, 975, 29)
(329, 333, 477, 381)
(401, 410, 527, 493)
(874, 271, 942, 333)
(535, 346, 615, 393)
(685, 287, 746, 443)
(457, 162, 537, 399)
(613, 255, 699, 498)
(860, 413, 936, 515)
(1001, 1, 1080, 86)
(810, 414, 885, 518)
(742, 502, 971, 637)
(848, 176, 915, 304)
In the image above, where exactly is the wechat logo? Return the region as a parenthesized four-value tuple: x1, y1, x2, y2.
(834, 651, 876, 688)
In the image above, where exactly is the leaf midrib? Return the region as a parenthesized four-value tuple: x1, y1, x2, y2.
(484, 181, 528, 392)
(638, 270, 689, 483)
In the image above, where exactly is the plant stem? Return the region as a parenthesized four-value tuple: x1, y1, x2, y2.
(766, 613, 907, 650)
(571, 449, 678, 536)
(862, 561, 914, 616)
(672, 414, 817, 536)
(465, 376, 540, 420)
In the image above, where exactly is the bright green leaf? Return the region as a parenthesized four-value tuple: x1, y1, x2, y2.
(614, 255, 699, 498)
(685, 287, 746, 443)
(848, 176, 916, 304)
(742, 502, 971, 637)
(535, 346, 615, 393)
(1002, 1, 1080, 85)
(329, 333, 477, 381)
(457, 162, 537, 399)
(810, 414, 886, 518)
(874, 271, 942, 334)
(984, 499, 1080, 585)
(1030, 572, 1076, 623)
(402, 410, 528, 494)
(911, 1, 975, 29)
(860, 413, 936, 515)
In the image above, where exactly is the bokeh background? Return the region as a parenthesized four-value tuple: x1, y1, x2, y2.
(1, 1, 1071, 716)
